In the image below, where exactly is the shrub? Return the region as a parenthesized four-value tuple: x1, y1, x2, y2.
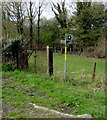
(2, 35, 28, 69)
(2, 63, 15, 72)
(87, 47, 94, 52)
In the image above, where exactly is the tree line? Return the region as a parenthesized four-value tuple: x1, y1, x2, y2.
(1, 0, 106, 69)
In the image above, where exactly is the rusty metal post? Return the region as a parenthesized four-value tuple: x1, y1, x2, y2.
(47, 46, 53, 76)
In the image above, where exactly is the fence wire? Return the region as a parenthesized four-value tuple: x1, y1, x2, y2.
(27, 45, 47, 74)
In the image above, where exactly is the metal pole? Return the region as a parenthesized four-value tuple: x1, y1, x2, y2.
(64, 34, 67, 80)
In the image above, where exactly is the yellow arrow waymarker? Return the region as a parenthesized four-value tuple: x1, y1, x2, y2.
(65, 47, 67, 53)
(47, 46, 53, 49)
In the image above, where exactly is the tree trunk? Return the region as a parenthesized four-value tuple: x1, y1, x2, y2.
(30, 1, 33, 48)
(37, 5, 41, 45)
(16, 50, 19, 69)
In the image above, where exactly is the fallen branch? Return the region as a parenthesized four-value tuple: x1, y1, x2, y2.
(29, 103, 92, 118)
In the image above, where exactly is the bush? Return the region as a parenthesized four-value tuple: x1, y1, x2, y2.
(2, 63, 15, 72)
(2, 35, 28, 69)
(94, 37, 105, 58)
(87, 47, 94, 52)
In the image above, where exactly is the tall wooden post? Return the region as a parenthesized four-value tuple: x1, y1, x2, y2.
(47, 46, 53, 76)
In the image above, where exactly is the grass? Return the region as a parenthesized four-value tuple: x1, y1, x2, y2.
(25, 51, 47, 74)
(54, 53, 105, 75)
(2, 53, 105, 118)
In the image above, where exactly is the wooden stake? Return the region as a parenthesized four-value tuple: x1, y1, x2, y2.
(34, 50, 36, 73)
(92, 62, 96, 81)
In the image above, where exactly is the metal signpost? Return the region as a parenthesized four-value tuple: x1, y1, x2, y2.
(64, 36, 67, 80)
(64, 34, 73, 80)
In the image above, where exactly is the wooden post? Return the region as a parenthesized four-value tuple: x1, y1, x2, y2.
(70, 47, 72, 53)
(61, 47, 63, 54)
(34, 50, 36, 73)
(92, 62, 96, 81)
(47, 46, 53, 76)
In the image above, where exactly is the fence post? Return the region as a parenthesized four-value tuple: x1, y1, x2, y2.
(92, 62, 96, 81)
(47, 46, 53, 76)
(34, 50, 36, 73)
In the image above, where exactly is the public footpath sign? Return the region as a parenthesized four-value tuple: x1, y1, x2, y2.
(61, 34, 73, 45)
(61, 40, 72, 45)
(64, 34, 73, 80)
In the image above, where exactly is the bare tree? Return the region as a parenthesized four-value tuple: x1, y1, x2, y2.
(2, 2, 11, 40)
(25, 0, 47, 46)
(26, 1, 37, 48)
(3, 2, 26, 38)
(37, 0, 47, 45)
(51, 0, 67, 28)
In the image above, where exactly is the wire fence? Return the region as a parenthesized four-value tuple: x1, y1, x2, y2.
(24, 45, 47, 74)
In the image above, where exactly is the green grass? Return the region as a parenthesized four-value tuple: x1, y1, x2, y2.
(2, 53, 105, 118)
(25, 51, 47, 74)
(54, 53, 105, 75)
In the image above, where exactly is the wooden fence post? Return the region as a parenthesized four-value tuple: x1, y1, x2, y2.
(92, 62, 96, 81)
(34, 50, 36, 73)
(47, 46, 53, 76)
